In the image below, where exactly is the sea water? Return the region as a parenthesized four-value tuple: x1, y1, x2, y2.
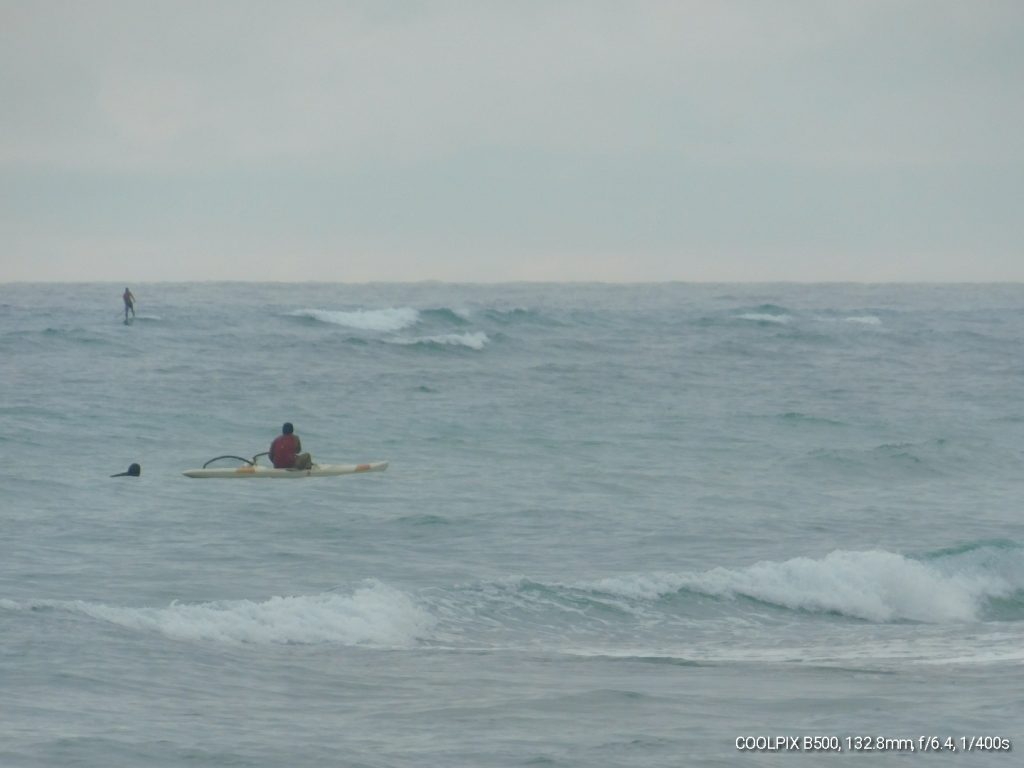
(1, 282, 1022, 767)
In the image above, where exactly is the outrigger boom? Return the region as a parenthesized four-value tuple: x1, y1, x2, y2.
(183, 453, 388, 479)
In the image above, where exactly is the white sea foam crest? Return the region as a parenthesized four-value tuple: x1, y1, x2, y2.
(59, 582, 434, 646)
(389, 332, 489, 350)
(737, 313, 790, 324)
(291, 307, 420, 332)
(844, 315, 882, 325)
(584, 550, 1016, 623)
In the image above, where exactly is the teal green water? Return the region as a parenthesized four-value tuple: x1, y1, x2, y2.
(2, 283, 1023, 766)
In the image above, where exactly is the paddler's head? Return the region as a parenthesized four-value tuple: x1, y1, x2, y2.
(282, 422, 294, 434)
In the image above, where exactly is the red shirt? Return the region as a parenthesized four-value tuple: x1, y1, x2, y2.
(270, 433, 301, 468)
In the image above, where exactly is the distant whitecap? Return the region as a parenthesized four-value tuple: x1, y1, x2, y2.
(737, 313, 790, 324)
(388, 332, 489, 350)
(845, 315, 882, 325)
(289, 307, 420, 332)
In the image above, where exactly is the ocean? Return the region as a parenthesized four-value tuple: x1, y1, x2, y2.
(1, 282, 1022, 767)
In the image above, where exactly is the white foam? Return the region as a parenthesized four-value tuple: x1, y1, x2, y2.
(388, 332, 489, 350)
(290, 307, 420, 332)
(583, 573, 689, 603)
(844, 315, 882, 325)
(49, 582, 434, 646)
(737, 313, 790, 324)
(584, 550, 1016, 623)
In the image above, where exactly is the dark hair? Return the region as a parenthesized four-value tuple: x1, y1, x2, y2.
(282, 422, 294, 434)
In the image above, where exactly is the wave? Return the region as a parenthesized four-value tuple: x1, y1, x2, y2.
(713, 305, 889, 332)
(736, 313, 791, 325)
(4, 546, 1021, 665)
(287, 307, 420, 332)
(483, 307, 550, 325)
(288, 306, 474, 332)
(29, 327, 119, 347)
(386, 332, 489, 351)
(748, 303, 790, 315)
(920, 538, 1021, 560)
(733, 304, 792, 325)
(800, 440, 953, 479)
(284, 305, 558, 337)
(580, 544, 1024, 623)
(814, 314, 884, 327)
(2, 581, 434, 647)
(420, 307, 470, 325)
(777, 411, 847, 427)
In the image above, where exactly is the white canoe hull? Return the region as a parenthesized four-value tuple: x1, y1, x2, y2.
(183, 461, 388, 479)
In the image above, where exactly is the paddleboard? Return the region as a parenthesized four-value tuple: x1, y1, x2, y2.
(183, 461, 388, 479)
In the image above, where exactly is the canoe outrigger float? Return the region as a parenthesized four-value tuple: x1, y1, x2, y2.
(183, 452, 388, 479)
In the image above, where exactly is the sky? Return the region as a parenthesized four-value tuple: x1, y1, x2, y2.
(1, 0, 1022, 282)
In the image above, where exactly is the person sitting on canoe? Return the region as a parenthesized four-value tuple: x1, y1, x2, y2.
(269, 422, 312, 469)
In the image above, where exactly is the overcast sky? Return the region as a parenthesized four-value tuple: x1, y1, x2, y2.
(2, 1, 1022, 282)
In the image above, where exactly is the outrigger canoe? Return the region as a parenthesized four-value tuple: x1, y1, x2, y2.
(183, 453, 388, 479)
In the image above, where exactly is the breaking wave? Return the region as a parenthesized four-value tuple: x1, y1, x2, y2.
(3, 582, 434, 647)
(736, 313, 791, 324)
(581, 544, 1024, 623)
(5, 545, 1020, 660)
(288, 307, 420, 332)
(386, 332, 489, 350)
